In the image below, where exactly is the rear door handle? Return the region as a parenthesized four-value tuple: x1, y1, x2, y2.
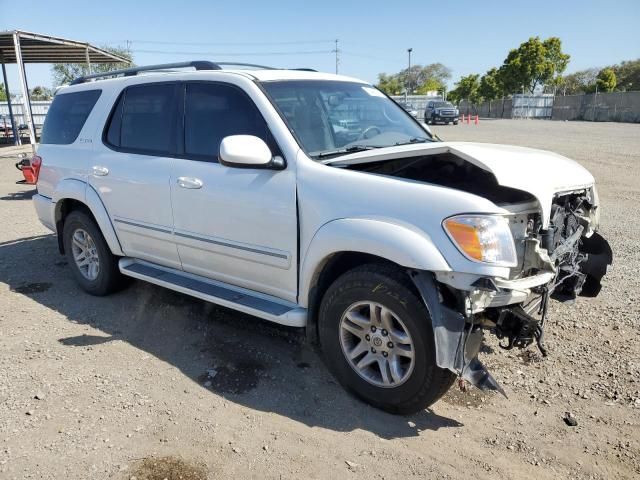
(92, 165, 109, 176)
(177, 176, 203, 189)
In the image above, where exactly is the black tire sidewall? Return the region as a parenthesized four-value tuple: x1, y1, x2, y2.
(319, 268, 441, 412)
(63, 211, 117, 295)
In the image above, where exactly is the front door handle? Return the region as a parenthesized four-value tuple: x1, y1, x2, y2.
(92, 165, 109, 176)
(177, 176, 203, 189)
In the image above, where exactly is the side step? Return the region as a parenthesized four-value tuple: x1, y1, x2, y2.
(119, 258, 306, 327)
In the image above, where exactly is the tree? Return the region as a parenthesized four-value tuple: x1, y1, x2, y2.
(376, 63, 451, 95)
(51, 46, 133, 86)
(0, 83, 6, 101)
(596, 68, 617, 92)
(613, 59, 640, 91)
(454, 74, 481, 104)
(479, 68, 503, 101)
(376, 73, 403, 95)
(557, 68, 599, 94)
(30, 86, 54, 101)
(498, 37, 570, 94)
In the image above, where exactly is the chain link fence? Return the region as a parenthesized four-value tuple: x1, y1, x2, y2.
(454, 91, 640, 123)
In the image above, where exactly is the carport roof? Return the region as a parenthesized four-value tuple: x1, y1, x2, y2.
(0, 30, 129, 64)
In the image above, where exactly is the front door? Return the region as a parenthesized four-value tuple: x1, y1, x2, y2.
(170, 82, 298, 302)
(91, 82, 181, 269)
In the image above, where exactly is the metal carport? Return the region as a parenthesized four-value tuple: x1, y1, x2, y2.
(0, 30, 130, 148)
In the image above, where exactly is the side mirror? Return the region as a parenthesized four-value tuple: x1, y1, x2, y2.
(219, 135, 284, 170)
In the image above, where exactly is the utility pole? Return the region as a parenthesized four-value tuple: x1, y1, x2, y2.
(407, 48, 413, 100)
(333, 39, 340, 74)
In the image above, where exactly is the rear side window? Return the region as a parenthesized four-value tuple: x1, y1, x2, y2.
(105, 83, 177, 155)
(184, 83, 274, 161)
(40, 90, 101, 144)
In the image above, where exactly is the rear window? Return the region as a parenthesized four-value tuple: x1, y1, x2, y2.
(40, 90, 101, 144)
(105, 83, 177, 155)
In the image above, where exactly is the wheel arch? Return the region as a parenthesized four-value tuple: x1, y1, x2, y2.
(53, 179, 123, 256)
(300, 218, 451, 342)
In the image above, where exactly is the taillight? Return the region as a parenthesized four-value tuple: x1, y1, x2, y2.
(31, 155, 42, 184)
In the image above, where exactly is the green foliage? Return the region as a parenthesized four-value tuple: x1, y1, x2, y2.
(29, 86, 54, 101)
(376, 73, 403, 95)
(613, 59, 640, 91)
(0, 83, 6, 101)
(479, 68, 503, 101)
(453, 74, 481, 104)
(596, 68, 616, 92)
(557, 68, 599, 94)
(498, 37, 570, 94)
(557, 60, 638, 94)
(51, 46, 133, 86)
(376, 63, 451, 95)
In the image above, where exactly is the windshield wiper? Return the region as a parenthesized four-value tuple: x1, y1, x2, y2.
(394, 137, 430, 146)
(314, 145, 381, 160)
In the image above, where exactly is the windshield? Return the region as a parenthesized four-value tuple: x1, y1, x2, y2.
(434, 102, 454, 108)
(261, 80, 433, 159)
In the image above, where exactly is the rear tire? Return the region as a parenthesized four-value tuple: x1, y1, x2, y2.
(62, 210, 124, 296)
(318, 264, 455, 414)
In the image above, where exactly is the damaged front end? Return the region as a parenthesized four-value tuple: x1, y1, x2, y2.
(412, 188, 612, 396)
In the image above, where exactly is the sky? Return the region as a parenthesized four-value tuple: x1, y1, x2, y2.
(1, 0, 639, 92)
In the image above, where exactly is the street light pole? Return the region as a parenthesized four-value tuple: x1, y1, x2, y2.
(407, 48, 413, 99)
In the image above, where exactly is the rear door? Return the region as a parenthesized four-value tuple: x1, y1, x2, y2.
(169, 81, 298, 302)
(91, 82, 181, 268)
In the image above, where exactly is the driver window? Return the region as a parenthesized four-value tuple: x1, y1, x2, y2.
(184, 83, 276, 161)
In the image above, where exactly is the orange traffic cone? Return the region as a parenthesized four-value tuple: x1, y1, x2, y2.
(466, 114, 470, 124)
(475, 115, 479, 125)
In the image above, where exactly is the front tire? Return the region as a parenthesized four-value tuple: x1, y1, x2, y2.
(62, 210, 124, 296)
(319, 264, 455, 414)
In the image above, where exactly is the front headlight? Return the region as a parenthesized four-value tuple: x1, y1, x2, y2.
(443, 215, 517, 266)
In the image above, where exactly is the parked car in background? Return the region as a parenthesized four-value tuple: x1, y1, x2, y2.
(425, 100, 459, 125)
(32, 61, 611, 414)
(397, 101, 419, 118)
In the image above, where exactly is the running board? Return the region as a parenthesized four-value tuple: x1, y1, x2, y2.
(119, 258, 306, 327)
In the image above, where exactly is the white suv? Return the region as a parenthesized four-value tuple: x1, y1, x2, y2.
(32, 61, 612, 413)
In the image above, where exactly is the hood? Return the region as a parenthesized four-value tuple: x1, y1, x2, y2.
(327, 141, 595, 227)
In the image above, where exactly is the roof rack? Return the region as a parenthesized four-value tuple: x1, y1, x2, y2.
(214, 62, 276, 70)
(69, 61, 320, 85)
(70, 60, 220, 85)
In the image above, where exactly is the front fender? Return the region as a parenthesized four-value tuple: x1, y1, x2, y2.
(299, 218, 451, 307)
(52, 178, 123, 256)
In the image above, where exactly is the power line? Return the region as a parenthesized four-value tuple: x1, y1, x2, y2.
(122, 39, 334, 47)
(132, 49, 333, 56)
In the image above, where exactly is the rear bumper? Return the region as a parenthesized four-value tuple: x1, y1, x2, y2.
(33, 193, 55, 232)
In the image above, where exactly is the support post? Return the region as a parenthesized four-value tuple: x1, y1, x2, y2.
(85, 46, 92, 74)
(13, 32, 37, 150)
(0, 53, 20, 145)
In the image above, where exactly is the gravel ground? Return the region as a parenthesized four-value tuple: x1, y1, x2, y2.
(0, 119, 639, 479)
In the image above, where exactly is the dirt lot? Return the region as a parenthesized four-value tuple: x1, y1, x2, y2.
(1, 119, 639, 479)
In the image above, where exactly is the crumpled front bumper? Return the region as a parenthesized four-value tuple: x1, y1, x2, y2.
(410, 231, 612, 396)
(410, 270, 506, 396)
